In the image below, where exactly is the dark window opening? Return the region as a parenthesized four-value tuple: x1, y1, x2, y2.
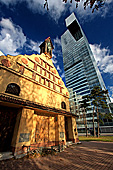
(5, 83, 20, 96)
(61, 102, 66, 109)
(68, 20, 83, 41)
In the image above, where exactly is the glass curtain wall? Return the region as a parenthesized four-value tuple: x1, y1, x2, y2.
(61, 13, 111, 134)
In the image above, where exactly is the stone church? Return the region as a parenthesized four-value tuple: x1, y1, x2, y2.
(0, 37, 79, 155)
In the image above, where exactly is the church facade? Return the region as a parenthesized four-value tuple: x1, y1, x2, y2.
(0, 37, 78, 155)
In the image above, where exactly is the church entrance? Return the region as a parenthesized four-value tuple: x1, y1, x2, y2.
(0, 106, 18, 152)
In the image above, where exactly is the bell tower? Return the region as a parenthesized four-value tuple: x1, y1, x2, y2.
(39, 37, 54, 58)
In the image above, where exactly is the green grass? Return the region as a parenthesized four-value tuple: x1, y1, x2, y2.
(79, 136, 113, 142)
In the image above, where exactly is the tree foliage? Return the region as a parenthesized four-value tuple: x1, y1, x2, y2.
(90, 86, 108, 109)
(80, 95, 90, 109)
(90, 86, 108, 137)
(44, 0, 106, 12)
(104, 113, 113, 121)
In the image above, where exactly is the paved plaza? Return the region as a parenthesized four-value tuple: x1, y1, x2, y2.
(0, 141, 113, 170)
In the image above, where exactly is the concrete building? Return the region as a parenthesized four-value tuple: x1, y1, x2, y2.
(0, 37, 78, 155)
(61, 13, 112, 134)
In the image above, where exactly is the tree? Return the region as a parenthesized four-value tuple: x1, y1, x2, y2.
(80, 95, 90, 137)
(90, 86, 108, 138)
(44, 0, 106, 12)
(104, 113, 113, 120)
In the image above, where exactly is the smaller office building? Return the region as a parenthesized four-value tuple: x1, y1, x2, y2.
(0, 37, 78, 155)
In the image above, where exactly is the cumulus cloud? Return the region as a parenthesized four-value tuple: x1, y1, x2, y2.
(0, 18, 41, 55)
(0, 0, 66, 21)
(26, 40, 42, 54)
(48, 0, 66, 21)
(90, 44, 113, 74)
(0, 18, 26, 55)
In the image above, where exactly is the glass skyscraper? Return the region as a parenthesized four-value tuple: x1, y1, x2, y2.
(61, 13, 111, 134)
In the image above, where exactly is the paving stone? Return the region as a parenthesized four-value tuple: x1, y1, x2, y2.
(0, 141, 113, 170)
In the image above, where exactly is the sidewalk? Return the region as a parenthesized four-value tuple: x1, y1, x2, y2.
(0, 141, 113, 170)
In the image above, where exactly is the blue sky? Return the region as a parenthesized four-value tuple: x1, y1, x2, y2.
(0, 0, 113, 101)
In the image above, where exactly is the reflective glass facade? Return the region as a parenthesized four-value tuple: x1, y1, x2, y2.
(61, 13, 111, 133)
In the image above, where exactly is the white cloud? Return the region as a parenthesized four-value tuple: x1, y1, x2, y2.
(0, 18, 42, 55)
(51, 54, 57, 64)
(54, 36, 61, 47)
(0, 18, 15, 32)
(0, 0, 67, 21)
(90, 44, 113, 74)
(28, 40, 42, 53)
(0, 18, 26, 55)
(48, 0, 66, 21)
